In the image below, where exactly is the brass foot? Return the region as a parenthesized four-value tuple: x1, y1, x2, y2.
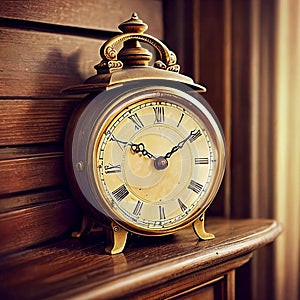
(193, 213, 215, 240)
(105, 221, 128, 255)
(72, 215, 95, 238)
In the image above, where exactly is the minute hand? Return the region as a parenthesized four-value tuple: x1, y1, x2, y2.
(164, 130, 198, 159)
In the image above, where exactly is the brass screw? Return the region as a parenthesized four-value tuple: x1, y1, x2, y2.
(76, 161, 84, 171)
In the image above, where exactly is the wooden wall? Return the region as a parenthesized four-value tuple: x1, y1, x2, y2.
(164, 1, 278, 300)
(0, 0, 163, 255)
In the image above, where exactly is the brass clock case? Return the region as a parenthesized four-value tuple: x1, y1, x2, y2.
(64, 13, 226, 254)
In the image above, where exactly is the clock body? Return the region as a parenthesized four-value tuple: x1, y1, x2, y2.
(65, 80, 225, 239)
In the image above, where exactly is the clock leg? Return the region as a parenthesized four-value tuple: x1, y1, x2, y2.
(193, 213, 215, 240)
(72, 215, 95, 238)
(105, 221, 128, 254)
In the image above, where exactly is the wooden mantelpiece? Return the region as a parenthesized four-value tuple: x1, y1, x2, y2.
(0, 218, 281, 300)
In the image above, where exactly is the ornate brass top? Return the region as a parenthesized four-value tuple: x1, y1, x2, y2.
(63, 13, 206, 94)
(97, 13, 180, 71)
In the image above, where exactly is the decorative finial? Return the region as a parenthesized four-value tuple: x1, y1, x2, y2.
(118, 12, 148, 34)
(63, 13, 188, 94)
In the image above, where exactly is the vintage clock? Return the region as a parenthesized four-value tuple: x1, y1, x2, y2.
(64, 13, 226, 254)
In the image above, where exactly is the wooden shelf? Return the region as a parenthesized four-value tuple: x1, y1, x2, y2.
(0, 218, 282, 299)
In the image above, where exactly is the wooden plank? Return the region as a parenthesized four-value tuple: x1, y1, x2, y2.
(198, 0, 227, 217)
(0, 199, 78, 255)
(0, 0, 163, 38)
(0, 154, 65, 195)
(0, 99, 79, 146)
(0, 28, 103, 97)
(0, 143, 63, 160)
(0, 218, 282, 299)
(0, 188, 69, 212)
(230, 0, 252, 218)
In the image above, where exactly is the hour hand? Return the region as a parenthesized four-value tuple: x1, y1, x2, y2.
(130, 143, 156, 160)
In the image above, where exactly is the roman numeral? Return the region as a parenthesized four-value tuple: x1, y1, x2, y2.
(195, 157, 209, 165)
(133, 200, 143, 216)
(104, 164, 121, 174)
(128, 113, 144, 130)
(177, 198, 187, 212)
(189, 130, 202, 143)
(153, 106, 165, 123)
(112, 184, 129, 202)
(159, 205, 166, 220)
(188, 180, 203, 194)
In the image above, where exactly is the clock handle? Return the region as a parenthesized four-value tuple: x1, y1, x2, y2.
(193, 213, 215, 240)
(100, 33, 178, 68)
(98, 13, 180, 72)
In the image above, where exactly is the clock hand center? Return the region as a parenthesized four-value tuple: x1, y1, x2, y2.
(154, 156, 168, 170)
(130, 142, 168, 170)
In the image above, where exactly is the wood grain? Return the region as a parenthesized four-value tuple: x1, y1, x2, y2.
(0, 154, 65, 195)
(0, 199, 78, 255)
(0, 218, 282, 300)
(0, 99, 79, 146)
(230, 1, 252, 218)
(0, 188, 69, 212)
(134, 258, 243, 299)
(0, 28, 102, 97)
(0, 143, 63, 160)
(0, 0, 163, 38)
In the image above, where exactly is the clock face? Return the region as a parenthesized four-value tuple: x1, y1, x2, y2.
(77, 83, 226, 235)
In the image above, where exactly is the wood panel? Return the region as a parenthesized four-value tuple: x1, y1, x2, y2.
(0, 0, 163, 38)
(0, 199, 78, 255)
(229, 0, 252, 219)
(0, 154, 65, 195)
(198, 0, 228, 218)
(0, 27, 103, 97)
(0, 0, 164, 259)
(0, 188, 69, 213)
(0, 99, 79, 146)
